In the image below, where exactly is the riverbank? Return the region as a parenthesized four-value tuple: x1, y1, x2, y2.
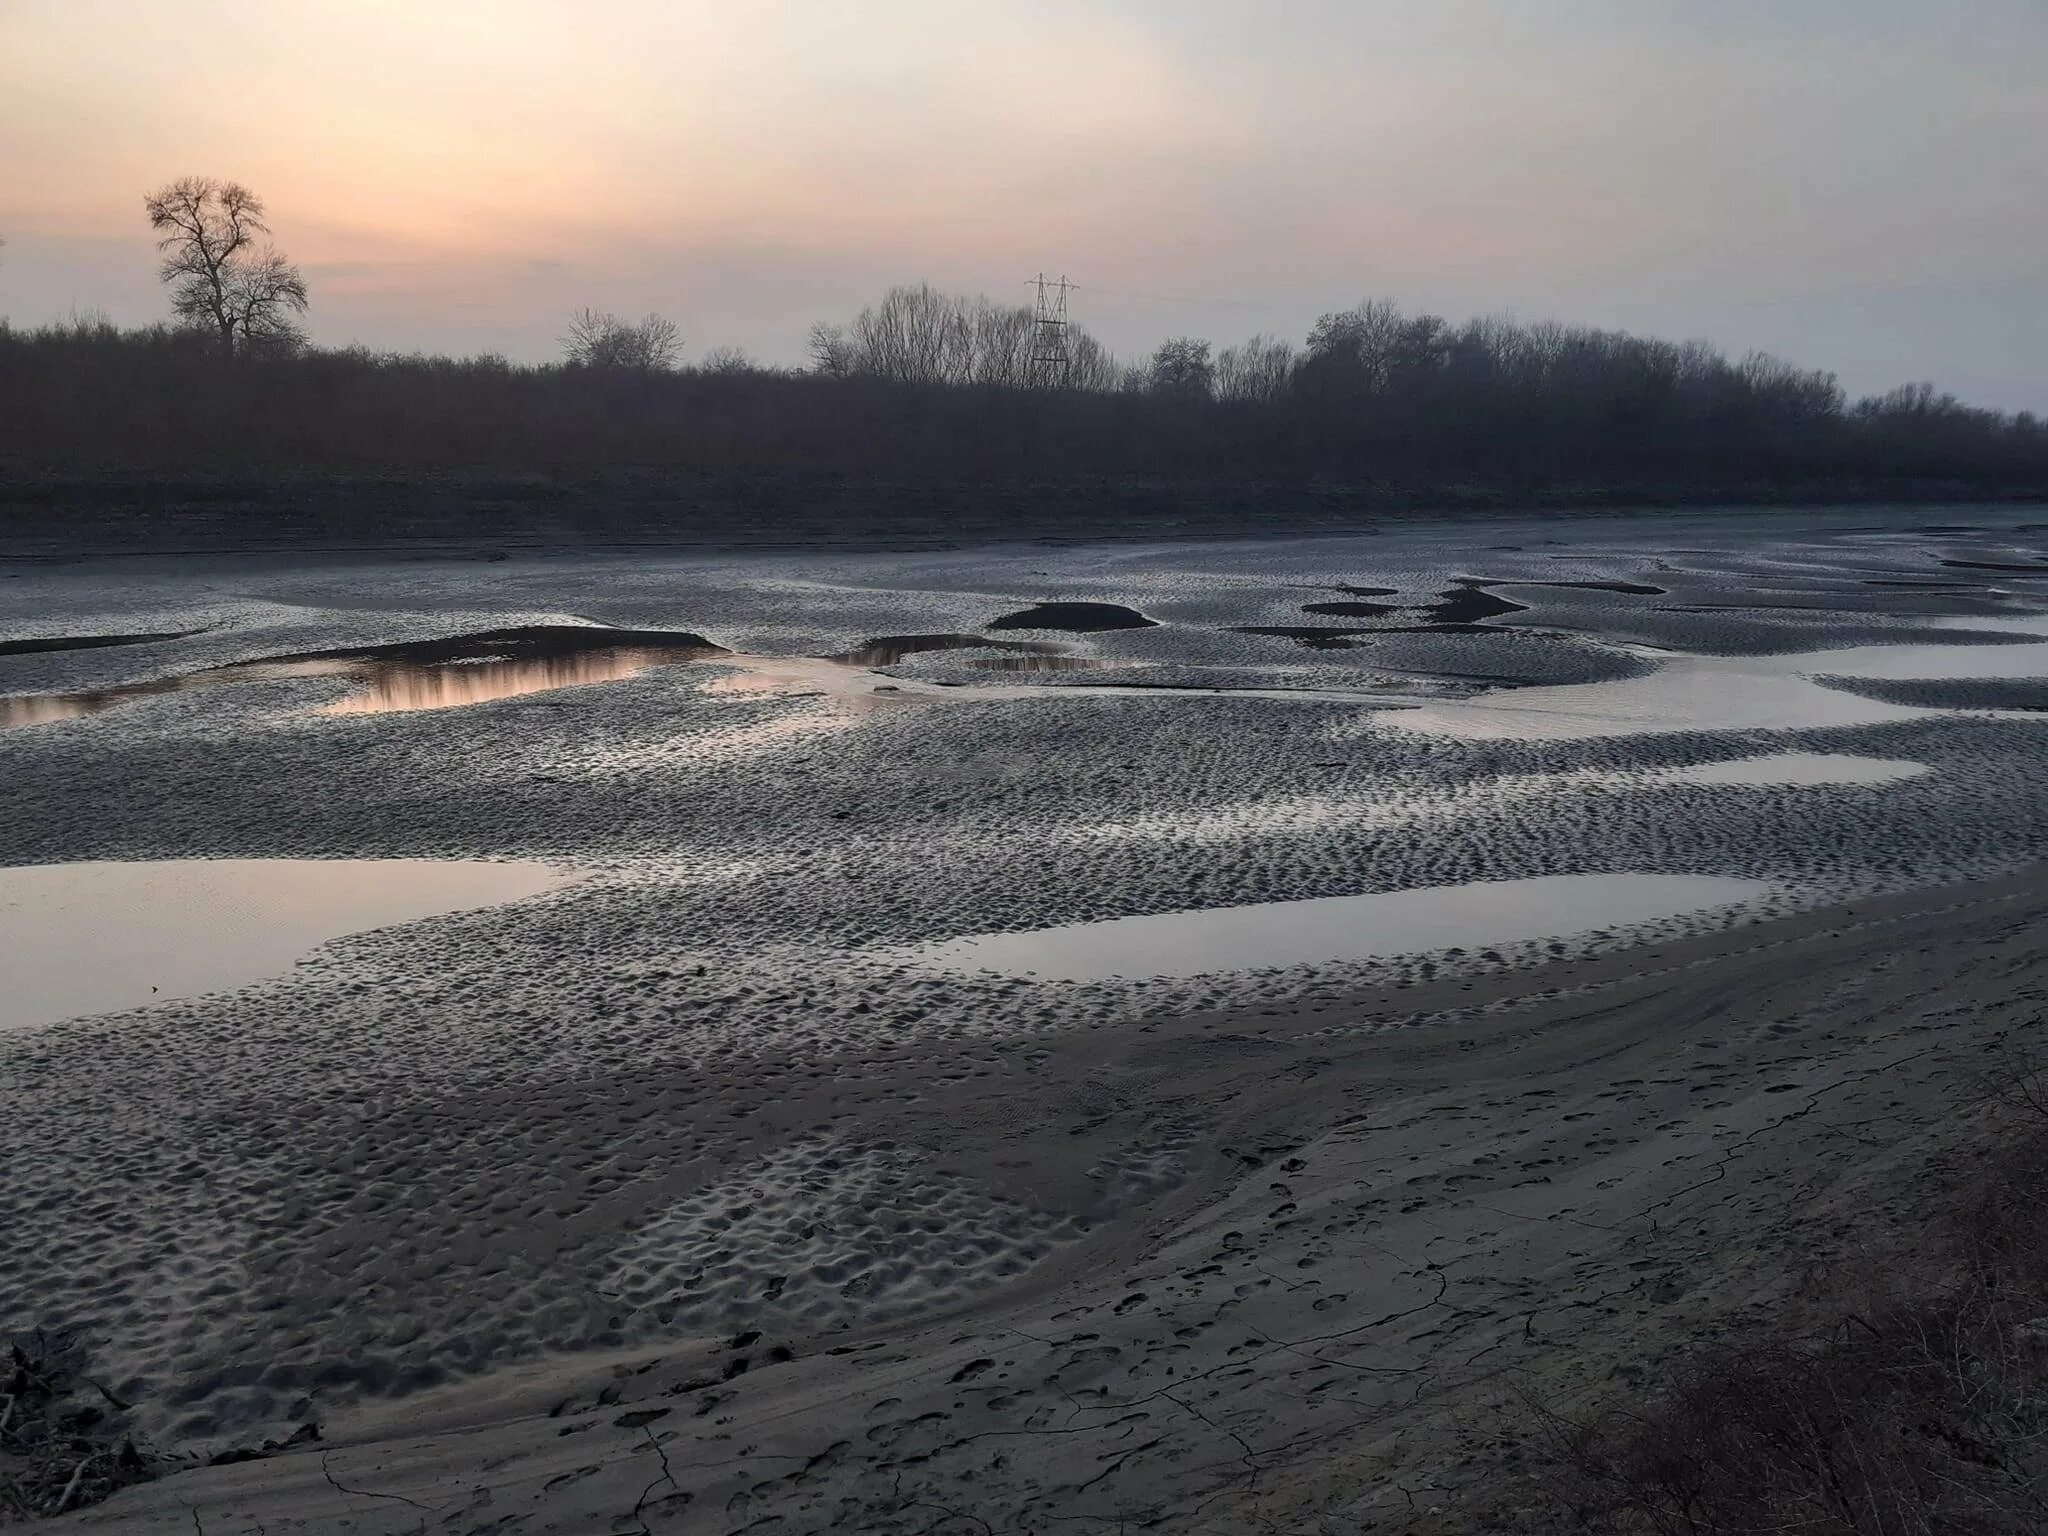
(6, 473, 2042, 561)
(45, 864, 2048, 1533)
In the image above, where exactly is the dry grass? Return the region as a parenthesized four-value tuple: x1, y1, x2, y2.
(0, 1331, 155, 1524)
(1523, 1051, 2048, 1535)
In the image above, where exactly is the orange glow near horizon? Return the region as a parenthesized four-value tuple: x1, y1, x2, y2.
(2, 1, 2044, 405)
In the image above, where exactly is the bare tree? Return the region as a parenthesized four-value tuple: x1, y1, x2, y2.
(1302, 297, 1406, 391)
(1066, 331, 1122, 393)
(1147, 336, 1214, 400)
(807, 322, 854, 377)
(561, 308, 682, 370)
(696, 345, 756, 375)
(1215, 334, 1296, 403)
(144, 177, 309, 355)
(817, 285, 1111, 390)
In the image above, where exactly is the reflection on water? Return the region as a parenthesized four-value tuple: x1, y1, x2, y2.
(0, 624, 1107, 730)
(316, 649, 704, 714)
(0, 858, 572, 1031)
(895, 873, 1772, 981)
(969, 655, 1117, 673)
(1660, 752, 1931, 787)
(0, 644, 719, 729)
(700, 656, 907, 710)
(1390, 616, 2048, 740)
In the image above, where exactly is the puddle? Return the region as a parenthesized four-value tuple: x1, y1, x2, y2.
(1658, 752, 1931, 787)
(699, 655, 913, 710)
(324, 648, 723, 715)
(0, 626, 724, 728)
(0, 858, 572, 1031)
(1387, 617, 2048, 740)
(894, 872, 1771, 981)
(968, 655, 1119, 673)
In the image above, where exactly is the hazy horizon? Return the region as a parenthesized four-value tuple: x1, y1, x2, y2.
(3, 1, 2043, 409)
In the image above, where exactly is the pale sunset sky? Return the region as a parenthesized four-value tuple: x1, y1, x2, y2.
(2, 0, 2042, 407)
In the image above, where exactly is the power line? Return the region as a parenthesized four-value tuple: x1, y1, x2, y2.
(1064, 280, 1271, 311)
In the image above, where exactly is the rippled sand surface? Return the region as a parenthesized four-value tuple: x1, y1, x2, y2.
(5, 506, 2048, 1531)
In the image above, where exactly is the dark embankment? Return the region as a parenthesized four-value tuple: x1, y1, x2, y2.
(4, 303, 2046, 555)
(9, 474, 2048, 562)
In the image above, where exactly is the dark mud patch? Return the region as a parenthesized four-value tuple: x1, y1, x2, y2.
(1330, 585, 1400, 597)
(1361, 622, 1496, 635)
(1488, 579, 1666, 596)
(1233, 626, 1375, 650)
(827, 634, 1063, 667)
(1939, 559, 2048, 574)
(1814, 675, 2048, 712)
(263, 624, 726, 667)
(1236, 620, 1501, 648)
(1422, 582, 1530, 625)
(0, 631, 195, 658)
(1302, 600, 1400, 618)
(1254, 580, 1532, 641)
(985, 602, 1158, 633)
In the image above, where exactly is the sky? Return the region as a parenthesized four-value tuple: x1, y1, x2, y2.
(2, 0, 2043, 409)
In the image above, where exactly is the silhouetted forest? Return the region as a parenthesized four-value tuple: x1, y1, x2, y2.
(3, 290, 2045, 498)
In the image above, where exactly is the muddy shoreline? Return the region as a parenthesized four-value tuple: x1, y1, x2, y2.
(6, 474, 2044, 562)
(50, 864, 2048, 1533)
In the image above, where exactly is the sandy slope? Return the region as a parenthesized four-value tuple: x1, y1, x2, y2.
(55, 864, 2048, 1535)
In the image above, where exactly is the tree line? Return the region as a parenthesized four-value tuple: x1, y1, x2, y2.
(0, 177, 2042, 495)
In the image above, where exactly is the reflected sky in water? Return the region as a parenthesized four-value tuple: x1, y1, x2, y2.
(0, 858, 571, 1031)
(896, 873, 1773, 982)
(0, 646, 718, 729)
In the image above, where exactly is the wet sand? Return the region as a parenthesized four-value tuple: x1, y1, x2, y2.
(59, 864, 2048, 1534)
(5, 510, 2046, 1531)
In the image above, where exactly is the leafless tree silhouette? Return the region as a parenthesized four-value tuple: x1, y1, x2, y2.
(3, 283, 2042, 489)
(561, 309, 682, 370)
(806, 321, 854, 378)
(696, 345, 757, 375)
(1215, 334, 1296, 403)
(1147, 336, 1215, 399)
(806, 284, 1121, 391)
(143, 178, 309, 355)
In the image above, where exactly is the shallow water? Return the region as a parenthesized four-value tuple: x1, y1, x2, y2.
(1660, 752, 1931, 787)
(0, 644, 717, 728)
(895, 873, 1773, 981)
(1389, 619, 2048, 740)
(0, 858, 570, 1030)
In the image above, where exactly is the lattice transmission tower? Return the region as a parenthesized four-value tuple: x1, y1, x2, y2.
(1027, 272, 1073, 388)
